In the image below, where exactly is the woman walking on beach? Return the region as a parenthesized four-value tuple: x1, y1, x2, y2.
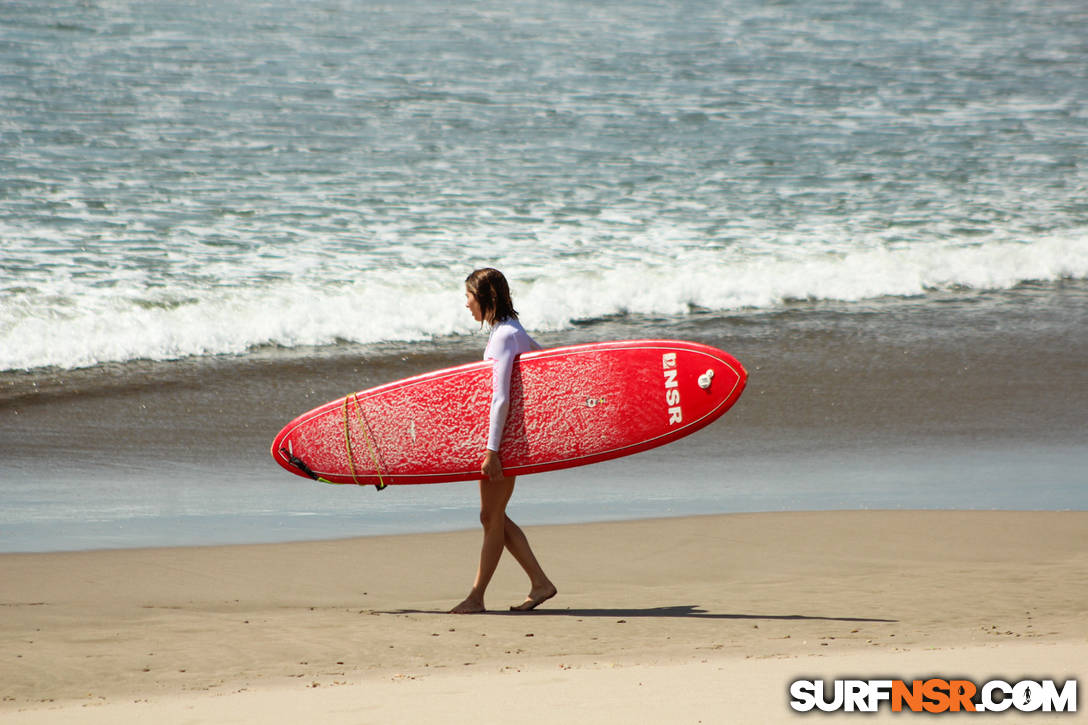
(450, 268, 558, 614)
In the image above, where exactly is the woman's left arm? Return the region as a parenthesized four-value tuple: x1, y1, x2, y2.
(483, 329, 517, 480)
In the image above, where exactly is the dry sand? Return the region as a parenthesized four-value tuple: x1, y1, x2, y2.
(2, 511, 1086, 723)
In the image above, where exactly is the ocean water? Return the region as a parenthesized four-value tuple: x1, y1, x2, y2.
(2, 0, 1087, 551)
(2, 0, 1086, 371)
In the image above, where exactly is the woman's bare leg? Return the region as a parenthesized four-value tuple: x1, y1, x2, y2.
(450, 476, 556, 613)
(502, 516, 557, 611)
(449, 475, 516, 613)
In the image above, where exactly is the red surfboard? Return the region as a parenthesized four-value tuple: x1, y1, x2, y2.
(271, 340, 746, 488)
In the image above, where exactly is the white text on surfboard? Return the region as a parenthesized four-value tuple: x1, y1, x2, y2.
(662, 353, 682, 425)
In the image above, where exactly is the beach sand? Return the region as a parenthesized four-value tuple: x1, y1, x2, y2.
(2, 510, 1085, 722)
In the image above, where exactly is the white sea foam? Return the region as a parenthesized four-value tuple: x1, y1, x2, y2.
(2, 232, 1084, 371)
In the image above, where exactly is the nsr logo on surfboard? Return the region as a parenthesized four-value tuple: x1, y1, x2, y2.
(662, 352, 683, 425)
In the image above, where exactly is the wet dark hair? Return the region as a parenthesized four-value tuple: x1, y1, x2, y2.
(465, 268, 518, 324)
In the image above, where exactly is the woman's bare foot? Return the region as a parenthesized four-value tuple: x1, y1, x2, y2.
(449, 595, 486, 614)
(510, 584, 557, 612)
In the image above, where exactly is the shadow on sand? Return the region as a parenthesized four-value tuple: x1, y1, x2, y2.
(378, 604, 897, 623)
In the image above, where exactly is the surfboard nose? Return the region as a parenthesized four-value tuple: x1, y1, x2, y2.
(689, 347, 746, 412)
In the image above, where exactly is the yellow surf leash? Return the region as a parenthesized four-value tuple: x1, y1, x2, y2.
(342, 394, 387, 490)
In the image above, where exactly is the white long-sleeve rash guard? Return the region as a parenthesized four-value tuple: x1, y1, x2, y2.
(484, 317, 541, 453)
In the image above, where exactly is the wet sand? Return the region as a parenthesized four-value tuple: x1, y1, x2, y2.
(4, 284, 1087, 466)
(3, 284, 1087, 553)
